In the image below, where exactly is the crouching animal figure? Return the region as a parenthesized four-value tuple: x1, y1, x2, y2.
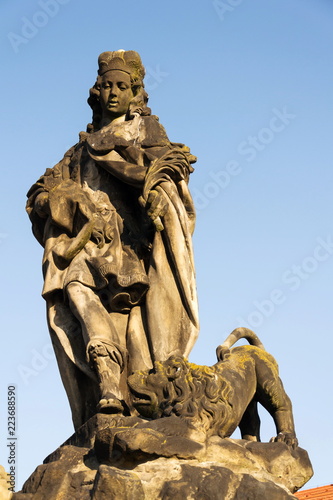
(128, 327, 298, 448)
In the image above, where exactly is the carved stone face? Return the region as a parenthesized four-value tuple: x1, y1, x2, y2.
(99, 70, 133, 121)
(128, 357, 186, 419)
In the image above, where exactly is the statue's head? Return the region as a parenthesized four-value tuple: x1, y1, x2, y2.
(88, 50, 150, 131)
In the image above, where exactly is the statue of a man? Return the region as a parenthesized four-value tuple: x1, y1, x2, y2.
(27, 50, 199, 429)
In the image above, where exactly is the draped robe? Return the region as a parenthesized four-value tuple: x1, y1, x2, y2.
(27, 114, 199, 429)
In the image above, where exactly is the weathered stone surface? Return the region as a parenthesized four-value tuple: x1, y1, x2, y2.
(128, 341, 298, 449)
(234, 473, 295, 500)
(95, 416, 205, 463)
(160, 465, 235, 500)
(205, 437, 313, 494)
(91, 465, 145, 500)
(23, 48, 313, 500)
(18, 445, 93, 500)
(26, 49, 199, 431)
(12, 416, 312, 499)
(0, 465, 13, 500)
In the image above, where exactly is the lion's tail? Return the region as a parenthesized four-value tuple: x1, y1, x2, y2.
(216, 327, 265, 361)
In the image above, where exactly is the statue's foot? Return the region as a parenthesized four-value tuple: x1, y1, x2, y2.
(97, 395, 124, 414)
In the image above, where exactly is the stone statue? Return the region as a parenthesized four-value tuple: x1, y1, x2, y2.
(26, 50, 199, 429)
(127, 327, 298, 448)
(14, 328, 312, 499)
(22, 50, 314, 500)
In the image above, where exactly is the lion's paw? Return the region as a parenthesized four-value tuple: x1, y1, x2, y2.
(270, 432, 298, 449)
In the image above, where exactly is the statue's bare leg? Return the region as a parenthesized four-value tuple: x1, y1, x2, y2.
(66, 281, 125, 413)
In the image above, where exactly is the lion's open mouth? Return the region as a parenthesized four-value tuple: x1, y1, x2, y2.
(130, 390, 152, 406)
(127, 376, 153, 405)
(127, 374, 164, 419)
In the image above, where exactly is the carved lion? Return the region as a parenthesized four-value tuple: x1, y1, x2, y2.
(128, 328, 298, 447)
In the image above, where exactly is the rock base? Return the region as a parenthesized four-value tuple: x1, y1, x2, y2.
(12, 414, 313, 500)
(0, 465, 13, 500)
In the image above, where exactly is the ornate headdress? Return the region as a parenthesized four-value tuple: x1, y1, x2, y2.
(97, 50, 145, 85)
(87, 50, 150, 131)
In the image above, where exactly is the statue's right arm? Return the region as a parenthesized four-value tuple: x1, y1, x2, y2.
(54, 217, 96, 262)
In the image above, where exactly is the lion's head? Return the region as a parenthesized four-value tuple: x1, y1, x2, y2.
(128, 355, 233, 436)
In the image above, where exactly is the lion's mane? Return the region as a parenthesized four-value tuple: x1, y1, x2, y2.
(149, 357, 234, 437)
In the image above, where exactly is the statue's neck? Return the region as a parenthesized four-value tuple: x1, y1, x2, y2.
(100, 114, 127, 129)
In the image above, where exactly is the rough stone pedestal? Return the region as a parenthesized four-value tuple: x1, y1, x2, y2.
(12, 414, 313, 500)
(0, 465, 13, 500)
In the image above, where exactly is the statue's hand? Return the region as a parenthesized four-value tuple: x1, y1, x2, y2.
(146, 190, 168, 231)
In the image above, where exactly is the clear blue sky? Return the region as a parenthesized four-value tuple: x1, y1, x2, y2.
(1, 0, 332, 491)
